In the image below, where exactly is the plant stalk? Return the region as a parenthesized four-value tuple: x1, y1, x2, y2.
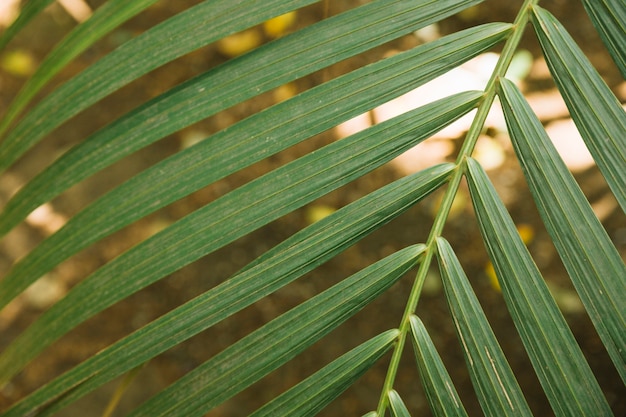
(375, 0, 537, 414)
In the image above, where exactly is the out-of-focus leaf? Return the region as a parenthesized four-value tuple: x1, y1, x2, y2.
(0, 0, 482, 173)
(0, 0, 54, 51)
(0, 0, 161, 137)
(465, 157, 613, 415)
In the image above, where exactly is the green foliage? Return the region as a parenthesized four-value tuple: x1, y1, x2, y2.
(0, 0, 624, 415)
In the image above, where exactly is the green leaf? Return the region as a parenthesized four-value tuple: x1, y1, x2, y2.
(465, 157, 613, 415)
(530, 5, 626, 211)
(0, 0, 54, 51)
(409, 315, 468, 417)
(250, 330, 399, 417)
(2, 163, 439, 416)
(0, 91, 479, 329)
(580, 0, 626, 78)
(388, 389, 412, 417)
(0, 0, 316, 169)
(0, 22, 511, 239)
(0, 0, 161, 137)
(0, 93, 469, 382)
(0, 0, 482, 172)
(127, 247, 422, 417)
(498, 78, 626, 384)
(435, 237, 532, 417)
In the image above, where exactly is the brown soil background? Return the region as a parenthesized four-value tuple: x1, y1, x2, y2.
(0, 1, 624, 416)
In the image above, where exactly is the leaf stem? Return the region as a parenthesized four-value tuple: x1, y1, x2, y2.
(375, 1, 536, 414)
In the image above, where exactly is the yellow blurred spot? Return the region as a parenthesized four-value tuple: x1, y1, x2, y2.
(1, 50, 36, 77)
(305, 204, 336, 224)
(485, 223, 535, 291)
(263, 11, 297, 38)
(485, 262, 501, 291)
(216, 29, 263, 57)
(273, 83, 298, 103)
(516, 223, 535, 244)
(458, 5, 480, 20)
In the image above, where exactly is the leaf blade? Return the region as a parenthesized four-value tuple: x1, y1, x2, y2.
(409, 315, 468, 417)
(388, 389, 412, 417)
(3, 163, 441, 417)
(250, 330, 399, 417)
(0, 0, 161, 137)
(435, 237, 532, 417)
(531, 5, 626, 211)
(0, 22, 511, 238)
(498, 77, 626, 384)
(0, 90, 475, 383)
(580, 0, 626, 78)
(465, 156, 613, 415)
(127, 246, 423, 417)
(0, 90, 480, 318)
(0, 0, 482, 172)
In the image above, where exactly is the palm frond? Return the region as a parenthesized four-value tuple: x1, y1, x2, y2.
(0, 0, 623, 415)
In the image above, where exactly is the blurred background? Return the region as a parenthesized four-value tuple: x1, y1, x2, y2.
(0, 0, 624, 415)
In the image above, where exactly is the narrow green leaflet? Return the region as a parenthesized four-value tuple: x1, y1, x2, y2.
(0, 23, 510, 238)
(435, 237, 531, 417)
(409, 315, 468, 417)
(2, 164, 438, 417)
(0, 0, 482, 173)
(388, 390, 412, 417)
(250, 330, 399, 417)
(0, 92, 477, 384)
(0, 28, 507, 296)
(531, 6, 626, 211)
(498, 78, 626, 383)
(127, 247, 422, 417)
(465, 157, 613, 415)
(0, 0, 54, 50)
(580, 0, 626, 78)
(0, 0, 161, 137)
(0, 0, 316, 170)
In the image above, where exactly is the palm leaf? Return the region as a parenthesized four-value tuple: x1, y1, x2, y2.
(0, 22, 510, 237)
(409, 315, 468, 417)
(126, 246, 422, 417)
(580, 0, 626, 78)
(498, 78, 626, 383)
(2, 166, 438, 416)
(0, 0, 161, 137)
(0, 0, 623, 415)
(435, 237, 532, 416)
(250, 330, 400, 417)
(0, 91, 479, 384)
(530, 5, 626, 211)
(465, 157, 613, 415)
(0, 0, 480, 173)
